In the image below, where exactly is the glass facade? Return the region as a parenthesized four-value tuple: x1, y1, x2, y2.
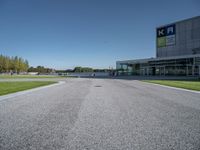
(117, 56, 200, 76)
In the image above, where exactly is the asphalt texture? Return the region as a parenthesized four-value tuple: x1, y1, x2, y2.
(0, 78, 200, 150)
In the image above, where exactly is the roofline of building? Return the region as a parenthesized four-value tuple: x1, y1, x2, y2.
(156, 15, 200, 29)
(116, 54, 200, 64)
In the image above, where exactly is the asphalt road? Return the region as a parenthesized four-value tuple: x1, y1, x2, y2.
(0, 78, 200, 150)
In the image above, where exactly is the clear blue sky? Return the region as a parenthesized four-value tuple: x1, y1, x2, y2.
(0, 0, 199, 69)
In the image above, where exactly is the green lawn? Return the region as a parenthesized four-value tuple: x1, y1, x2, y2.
(0, 81, 57, 96)
(143, 80, 200, 91)
(0, 75, 65, 79)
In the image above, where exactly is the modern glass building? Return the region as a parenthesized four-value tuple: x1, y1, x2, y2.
(116, 16, 200, 76)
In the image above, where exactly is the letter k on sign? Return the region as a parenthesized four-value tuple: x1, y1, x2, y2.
(159, 29, 165, 36)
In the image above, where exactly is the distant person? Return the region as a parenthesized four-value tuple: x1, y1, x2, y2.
(91, 73, 95, 77)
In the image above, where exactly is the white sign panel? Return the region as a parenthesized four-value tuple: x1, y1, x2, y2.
(166, 35, 175, 46)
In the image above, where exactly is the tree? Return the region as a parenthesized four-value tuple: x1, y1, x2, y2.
(24, 60, 29, 71)
(3, 56, 9, 72)
(0, 55, 4, 72)
(74, 67, 82, 72)
(0, 54, 29, 73)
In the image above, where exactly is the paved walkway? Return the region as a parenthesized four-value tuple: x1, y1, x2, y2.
(0, 78, 199, 150)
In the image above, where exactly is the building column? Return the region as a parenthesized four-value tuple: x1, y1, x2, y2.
(126, 65, 128, 75)
(159, 67, 161, 76)
(199, 65, 200, 76)
(120, 64, 123, 70)
(192, 65, 195, 76)
(192, 57, 195, 76)
(186, 66, 188, 76)
(175, 65, 177, 76)
(164, 66, 166, 76)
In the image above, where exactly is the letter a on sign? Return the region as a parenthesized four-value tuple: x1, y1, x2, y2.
(167, 27, 174, 35)
(166, 24, 175, 36)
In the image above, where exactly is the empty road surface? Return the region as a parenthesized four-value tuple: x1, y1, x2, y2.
(0, 78, 200, 150)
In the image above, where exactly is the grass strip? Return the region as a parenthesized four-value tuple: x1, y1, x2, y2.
(0, 75, 66, 79)
(143, 80, 200, 91)
(0, 81, 57, 96)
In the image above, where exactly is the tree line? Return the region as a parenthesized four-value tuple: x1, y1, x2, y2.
(56, 67, 114, 73)
(73, 66, 93, 72)
(0, 54, 29, 73)
(28, 66, 54, 74)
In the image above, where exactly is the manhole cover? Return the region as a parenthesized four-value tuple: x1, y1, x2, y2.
(94, 85, 102, 87)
